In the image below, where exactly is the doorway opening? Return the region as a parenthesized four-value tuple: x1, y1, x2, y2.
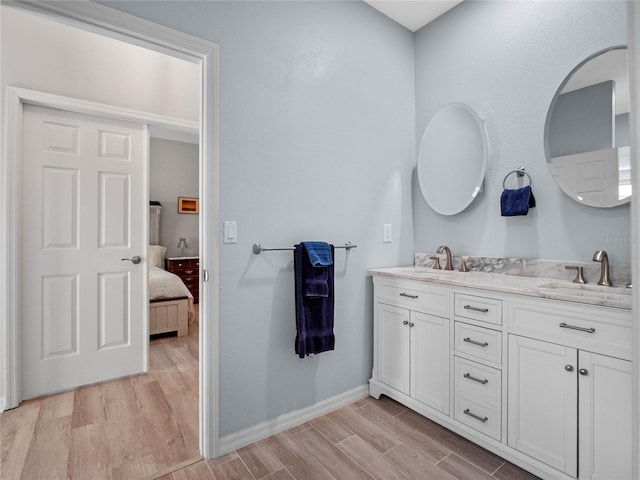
(0, 0, 220, 469)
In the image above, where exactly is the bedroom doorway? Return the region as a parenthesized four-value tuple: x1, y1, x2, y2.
(1, 1, 220, 461)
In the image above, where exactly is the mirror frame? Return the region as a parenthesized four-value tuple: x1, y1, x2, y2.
(417, 103, 488, 216)
(543, 45, 630, 208)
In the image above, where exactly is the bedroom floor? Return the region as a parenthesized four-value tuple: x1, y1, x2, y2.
(0, 308, 200, 479)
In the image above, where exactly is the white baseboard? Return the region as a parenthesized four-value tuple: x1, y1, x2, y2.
(218, 384, 369, 455)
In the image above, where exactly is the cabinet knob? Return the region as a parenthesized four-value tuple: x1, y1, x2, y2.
(564, 365, 574, 372)
(403, 320, 409, 325)
(579, 368, 589, 376)
(408, 322, 414, 328)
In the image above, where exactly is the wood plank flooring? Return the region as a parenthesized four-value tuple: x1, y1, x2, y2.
(162, 396, 540, 480)
(2, 303, 539, 479)
(1, 312, 200, 479)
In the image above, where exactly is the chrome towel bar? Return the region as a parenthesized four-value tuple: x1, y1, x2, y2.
(252, 241, 357, 255)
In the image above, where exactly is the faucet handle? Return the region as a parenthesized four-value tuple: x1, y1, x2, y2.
(430, 256, 442, 270)
(459, 257, 470, 273)
(565, 265, 587, 284)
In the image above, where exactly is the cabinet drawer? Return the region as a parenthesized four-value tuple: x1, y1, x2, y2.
(454, 322, 502, 366)
(454, 356, 501, 406)
(376, 278, 449, 317)
(454, 390, 501, 441)
(455, 293, 502, 325)
(508, 300, 632, 360)
(166, 258, 199, 270)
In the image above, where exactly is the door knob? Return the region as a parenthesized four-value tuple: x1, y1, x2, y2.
(121, 256, 141, 264)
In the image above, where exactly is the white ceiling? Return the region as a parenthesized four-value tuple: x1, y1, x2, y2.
(363, 0, 463, 32)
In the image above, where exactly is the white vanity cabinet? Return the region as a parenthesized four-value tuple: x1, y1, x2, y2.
(372, 277, 450, 415)
(507, 298, 632, 480)
(369, 269, 632, 480)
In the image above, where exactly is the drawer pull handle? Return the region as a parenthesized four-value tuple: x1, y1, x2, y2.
(463, 409, 488, 423)
(463, 373, 488, 385)
(559, 322, 595, 334)
(399, 293, 418, 299)
(463, 337, 489, 348)
(463, 305, 489, 313)
(184, 270, 194, 274)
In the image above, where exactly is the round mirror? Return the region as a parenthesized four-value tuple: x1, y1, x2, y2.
(544, 46, 630, 207)
(417, 103, 488, 215)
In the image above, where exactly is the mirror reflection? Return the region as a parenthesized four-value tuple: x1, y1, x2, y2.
(545, 46, 630, 207)
(417, 103, 488, 216)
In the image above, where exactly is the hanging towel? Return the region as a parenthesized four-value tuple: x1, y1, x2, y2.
(294, 243, 335, 358)
(501, 185, 536, 216)
(302, 241, 333, 267)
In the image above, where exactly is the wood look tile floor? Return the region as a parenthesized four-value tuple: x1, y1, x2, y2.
(2, 303, 539, 480)
(162, 395, 540, 480)
(1, 311, 200, 479)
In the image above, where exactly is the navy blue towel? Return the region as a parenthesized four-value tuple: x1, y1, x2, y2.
(294, 243, 335, 358)
(501, 186, 536, 216)
(302, 241, 333, 267)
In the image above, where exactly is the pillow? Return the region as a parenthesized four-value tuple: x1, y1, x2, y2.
(148, 245, 167, 268)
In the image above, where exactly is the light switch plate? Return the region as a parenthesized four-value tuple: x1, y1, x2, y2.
(223, 221, 237, 244)
(383, 224, 392, 243)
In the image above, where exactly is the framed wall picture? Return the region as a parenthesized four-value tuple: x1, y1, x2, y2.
(178, 197, 199, 214)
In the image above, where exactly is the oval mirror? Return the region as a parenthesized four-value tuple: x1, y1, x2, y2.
(417, 104, 488, 215)
(544, 46, 630, 207)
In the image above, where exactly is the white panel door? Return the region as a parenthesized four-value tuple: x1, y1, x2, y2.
(578, 351, 632, 480)
(507, 335, 578, 477)
(22, 104, 146, 399)
(377, 303, 410, 395)
(549, 148, 620, 205)
(411, 311, 449, 414)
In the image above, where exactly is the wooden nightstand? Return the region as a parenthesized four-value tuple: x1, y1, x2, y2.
(165, 256, 199, 304)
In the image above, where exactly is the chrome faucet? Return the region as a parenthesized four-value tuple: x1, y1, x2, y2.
(437, 245, 454, 271)
(593, 250, 613, 286)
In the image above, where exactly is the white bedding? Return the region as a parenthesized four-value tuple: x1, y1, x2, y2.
(149, 265, 193, 301)
(149, 265, 195, 320)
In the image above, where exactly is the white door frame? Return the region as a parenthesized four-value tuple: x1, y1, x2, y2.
(0, 1, 220, 458)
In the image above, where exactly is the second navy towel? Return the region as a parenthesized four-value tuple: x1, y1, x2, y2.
(294, 243, 335, 358)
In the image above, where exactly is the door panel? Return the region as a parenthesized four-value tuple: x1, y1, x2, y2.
(507, 335, 577, 477)
(411, 311, 449, 414)
(377, 303, 410, 395)
(578, 351, 632, 480)
(22, 104, 146, 399)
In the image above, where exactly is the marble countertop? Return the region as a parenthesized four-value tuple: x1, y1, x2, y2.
(370, 266, 632, 310)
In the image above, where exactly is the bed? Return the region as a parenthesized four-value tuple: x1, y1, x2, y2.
(148, 244, 194, 337)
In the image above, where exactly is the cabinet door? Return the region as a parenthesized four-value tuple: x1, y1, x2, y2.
(411, 311, 450, 414)
(377, 303, 410, 395)
(508, 335, 578, 477)
(578, 352, 632, 480)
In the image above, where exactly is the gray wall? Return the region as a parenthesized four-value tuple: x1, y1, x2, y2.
(149, 138, 200, 257)
(415, 1, 630, 264)
(101, 1, 416, 436)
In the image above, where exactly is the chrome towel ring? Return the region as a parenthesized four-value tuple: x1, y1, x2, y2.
(502, 168, 532, 189)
